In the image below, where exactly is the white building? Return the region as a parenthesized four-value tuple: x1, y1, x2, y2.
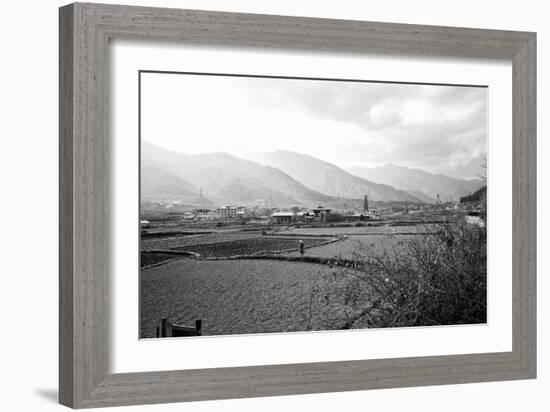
(218, 206, 238, 220)
(311, 206, 332, 222)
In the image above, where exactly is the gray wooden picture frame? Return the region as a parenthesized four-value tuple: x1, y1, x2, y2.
(59, 2, 536, 409)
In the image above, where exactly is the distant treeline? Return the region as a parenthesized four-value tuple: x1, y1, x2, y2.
(460, 186, 487, 203)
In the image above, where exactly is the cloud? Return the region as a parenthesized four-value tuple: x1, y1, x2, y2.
(240, 78, 487, 175)
(142, 73, 487, 178)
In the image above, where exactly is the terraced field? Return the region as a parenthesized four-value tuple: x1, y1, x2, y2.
(140, 230, 334, 267)
(141, 231, 261, 252)
(140, 224, 430, 337)
(279, 224, 426, 236)
(140, 252, 180, 268)
(283, 234, 421, 260)
(175, 237, 324, 258)
(277, 225, 429, 260)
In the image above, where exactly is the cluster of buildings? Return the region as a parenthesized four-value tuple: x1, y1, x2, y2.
(175, 196, 383, 225)
(179, 206, 248, 222)
(271, 206, 382, 224)
(175, 205, 339, 225)
(271, 206, 333, 224)
(270, 196, 380, 224)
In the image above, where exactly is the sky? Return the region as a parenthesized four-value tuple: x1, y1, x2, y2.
(141, 72, 487, 179)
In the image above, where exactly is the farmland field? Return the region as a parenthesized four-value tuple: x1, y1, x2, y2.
(140, 259, 337, 337)
(140, 252, 179, 268)
(278, 224, 430, 259)
(140, 222, 433, 336)
(141, 231, 261, 252)
(174, 237, 325, 257)
(279, 224, 428, 236)
(283, 234, 421, 259)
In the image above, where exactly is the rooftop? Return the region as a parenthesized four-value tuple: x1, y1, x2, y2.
(271, 212, 295, 217)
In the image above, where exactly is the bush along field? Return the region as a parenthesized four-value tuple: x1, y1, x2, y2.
(307, 219, 487, 330)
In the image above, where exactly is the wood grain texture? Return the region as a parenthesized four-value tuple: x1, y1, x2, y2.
(59, 4, 74, 406)
(59, 2, 536, 408)
(512, 34, 537, 374)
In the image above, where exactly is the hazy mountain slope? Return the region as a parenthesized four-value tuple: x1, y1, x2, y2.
(141, 141, 332, 207)
(347, 163, 485, 203)
(141, 165, 205, 203)
(406, 190, 437, 204)
(259, 151, 423, 202)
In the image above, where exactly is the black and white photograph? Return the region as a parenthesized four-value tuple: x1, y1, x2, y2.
(139, 72, 488, 338)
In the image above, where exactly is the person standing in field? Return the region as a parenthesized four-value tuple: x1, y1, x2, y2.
(299, 240, 305, 259)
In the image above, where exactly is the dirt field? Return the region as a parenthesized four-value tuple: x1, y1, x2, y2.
(273, 224, 429, 259)
(140, 252, 179, 268)
(141, 231, 261, 251)
(279, 224, 426, 236)
(139, 223, 432, 337)
(140, 259, 336, 337)
(283, 234, 421, 259)
(174, 237, 323, 257)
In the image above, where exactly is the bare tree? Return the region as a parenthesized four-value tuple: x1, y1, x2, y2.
(308, 220, 487, 330)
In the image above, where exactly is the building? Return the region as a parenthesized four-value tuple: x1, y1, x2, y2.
(236, 207, 246, 219)
(296, 211, 314, 223)
(194, 208, 218, 221)
(183, 212, 195, 221)
(311, 206, 332, 222)
(248, 217, 270, 225)
(344, 212, 362, 221)
(363, 195, 369, 212)
(361, 210, 380, 221)
(271, 211, 295, 224)
(218, 206, 238, 220)
(195, 208, 210, 217)
(194, 208, 215, 221)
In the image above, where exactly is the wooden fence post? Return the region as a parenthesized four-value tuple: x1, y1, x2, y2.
(156, 318, 203, 337)
(161, 318, 168, 337)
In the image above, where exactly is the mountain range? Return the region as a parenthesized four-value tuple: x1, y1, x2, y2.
(142, 141, 483, 207)
(347, 163, 485, 203)
(141, 165, 206, 203)
(258, 151, 421, 203)
(141, 141, 331, 207)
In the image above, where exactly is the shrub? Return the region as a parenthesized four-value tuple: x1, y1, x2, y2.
(311, 219, 487, 329)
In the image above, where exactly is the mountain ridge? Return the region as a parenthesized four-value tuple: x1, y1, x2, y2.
(258, 150, 423, 203)
(347, 163, 485, 203)
(141, 141, 333, 207)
